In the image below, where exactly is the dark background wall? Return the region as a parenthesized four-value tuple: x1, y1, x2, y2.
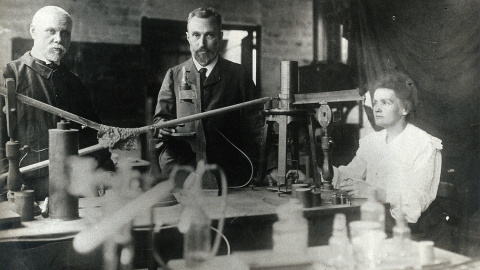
(0, 0, 315, 98)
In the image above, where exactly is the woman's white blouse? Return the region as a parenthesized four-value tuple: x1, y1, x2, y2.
(336, 123, 443, 223)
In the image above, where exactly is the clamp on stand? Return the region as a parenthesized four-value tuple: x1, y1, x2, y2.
(170, 67, 217, 189)
(318, 102, 335, 190)
(316, 102, 348, 204)
(293, 86, 365, 203)
(257, 61, 319, 193)
(256, 60, 364, 201)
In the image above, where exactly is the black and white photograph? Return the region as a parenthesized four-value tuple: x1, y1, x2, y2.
(0, 1, 479, 269)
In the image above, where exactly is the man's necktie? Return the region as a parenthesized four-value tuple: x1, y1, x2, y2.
(47, 63, 59, 70)
(199, 68, 207, 87)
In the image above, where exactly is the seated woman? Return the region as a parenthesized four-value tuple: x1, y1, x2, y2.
(335, 72, 442, 224)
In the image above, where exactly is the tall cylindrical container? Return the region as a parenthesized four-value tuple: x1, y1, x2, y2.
(279, 61, 298, 110)
(49, 121, 79, 220)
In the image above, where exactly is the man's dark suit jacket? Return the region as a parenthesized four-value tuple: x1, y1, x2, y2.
(153, 57, 267, 186)
(1, 52, 112, 199)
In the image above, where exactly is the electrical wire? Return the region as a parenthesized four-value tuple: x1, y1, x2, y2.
(226, 217, 239, 228)
(19, 153, 28, 167)
(150, 227, 172, 270)
(19, 147, 48, 167)
(153, 224, 177, 233)
(31, 148, 48, 153)
(207, 166, 228, 261)
(149, 224, 231, 268)
(149, 205, 176, 270)
(211, 226, 231, 256)
(210, 124, 254, 189)
(149, 164, 228, 267)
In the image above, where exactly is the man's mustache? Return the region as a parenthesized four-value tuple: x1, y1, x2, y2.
(196, 47, 212, 54)
(49, 45, 67, 52)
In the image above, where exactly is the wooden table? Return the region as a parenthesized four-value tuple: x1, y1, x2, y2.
(0, 187, 388, 269)
(0, 197, 103, 242)
(0, 187, 376, 242)
(168, 241, 473, 270)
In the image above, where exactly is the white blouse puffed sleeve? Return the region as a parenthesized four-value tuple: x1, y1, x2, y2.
(390, 135, 443, 223)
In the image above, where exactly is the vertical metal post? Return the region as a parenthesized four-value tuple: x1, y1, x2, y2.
(279, 61, 298, 110)
(5, 78, 22, 191)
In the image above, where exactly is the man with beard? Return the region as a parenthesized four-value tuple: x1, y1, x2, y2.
(1, 6, 112, 200)
(154, 7, 275, 188)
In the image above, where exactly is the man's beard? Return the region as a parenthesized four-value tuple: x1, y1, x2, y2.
(194, 48, 216, 66)
(46, 45, 67, 62)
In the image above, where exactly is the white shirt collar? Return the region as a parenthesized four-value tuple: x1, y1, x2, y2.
(192, 55, 218, 77)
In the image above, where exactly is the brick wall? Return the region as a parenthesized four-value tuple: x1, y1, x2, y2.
(0, 0, 314, 97)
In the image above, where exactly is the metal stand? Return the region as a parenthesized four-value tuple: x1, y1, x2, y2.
(318, 103, 335, 190)
(171, 68, 217, 189)
(257, 61, 320, 192)
(148, 136, 163, 182)
(4, 78, 22, 192)
(258, 109, 319, 192)
(148, 135, 178, 206)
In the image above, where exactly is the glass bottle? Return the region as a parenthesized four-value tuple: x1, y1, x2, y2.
(360, 189, 385, 233)
(272, 199, 308, 254)
(179, 173, 211, 268)
(182, 203, 211, 268)
(328, 213, 354, 269)
(393, 211, 411, 257)
(383, 211, 415, 268)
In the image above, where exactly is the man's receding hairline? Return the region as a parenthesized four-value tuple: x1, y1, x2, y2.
(32, 6, 72, 26)
(187, 17, 221, 33)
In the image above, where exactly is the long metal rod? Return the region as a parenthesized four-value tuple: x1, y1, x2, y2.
(0, 86, 271, 134)
(0, 144, 105, 183)
(0, 86, 102, 130)
(144, 96, 271, 132)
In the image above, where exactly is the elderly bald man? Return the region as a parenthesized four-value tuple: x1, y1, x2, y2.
(1, 6, 113, 200)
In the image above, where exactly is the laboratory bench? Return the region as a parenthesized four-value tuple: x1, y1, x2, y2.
(0, 187, 415, 269)
(168, 242, 474, 270)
